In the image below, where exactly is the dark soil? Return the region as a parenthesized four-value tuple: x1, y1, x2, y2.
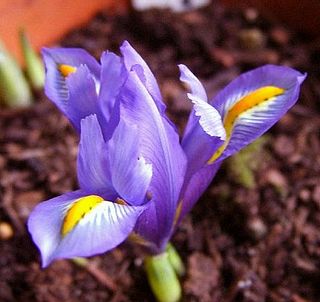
(1, 2, 320, 301)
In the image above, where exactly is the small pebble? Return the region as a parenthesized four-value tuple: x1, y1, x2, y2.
(134, 257, 143, 267)
(0, 222, 14, 240)
(211, 48, 235, 67)
(238, 278, 252, 289)
(244, 8, 259, 22)
(274, 135, 295, 157)
(299, 189, 310, 202)
(265, 169, 287, 188)
(248, 217, 267, 240)
(270, 27, 290, 45)
(239, 28, 266, 50)
(312, 186, 320, 202)
(0, 155, 5, 169)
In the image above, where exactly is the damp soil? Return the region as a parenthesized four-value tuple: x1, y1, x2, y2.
(1, 2, 320, 301)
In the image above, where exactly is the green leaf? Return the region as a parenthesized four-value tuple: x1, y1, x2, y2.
(0, 41, 32, 108)
(19, 29, 45, 90)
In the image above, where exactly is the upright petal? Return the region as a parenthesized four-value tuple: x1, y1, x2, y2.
(208, 65, 306, 163)
(65, 65, 102, 130)
(118, 67, 187, 251)
(178, 66, 224, 224)
(28, 190, 145, 267)
(120, 41, 165, 113)
(178, 64, 208, 105)
(98, 52, 127, 139)
(77, 115, 114, 194)
(108, 118, 153, 206)
(42, 48, 101, 131)
(179, 64, 225, 180)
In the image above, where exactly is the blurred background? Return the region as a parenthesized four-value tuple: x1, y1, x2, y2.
(1, 0, 320, 63)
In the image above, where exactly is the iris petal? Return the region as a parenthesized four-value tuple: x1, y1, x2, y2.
(78, 114, 152, 206)
(77, 115, 114, 194)
(120, 41, 165, 113)
(42, 47, 100, 82)
(179, 65, 225, 182)
(98, 52, 127, 139)
(209, 65, 306, 163)
(65, 65, 101, 131)
(178, 64, 208, 102)
(28, 190, 145, 267)
(178, 64, 305, 224)
(176, 163, 221, 225)
(108, 118, 153, 206)
(42, 48, 101, 132)
(118, 67, 187, 250)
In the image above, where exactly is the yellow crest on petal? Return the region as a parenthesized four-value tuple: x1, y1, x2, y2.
(208, 86, 285, 164)
(61, 195, 104, 237)
(58, 64, 77, 78)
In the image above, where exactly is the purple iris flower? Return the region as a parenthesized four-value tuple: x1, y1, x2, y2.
(28, 41, 187, 267)
(28, 41, 305, 268)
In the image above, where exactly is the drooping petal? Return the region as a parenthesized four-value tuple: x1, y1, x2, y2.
(208, 65, 306, 164)
(179, 65, 225, 180)
(178, 65, 305, 224)
(77, 115, 114, 194)
(42, 48, 101, 131)
(118, 66, 187, 251)
(28, 190, 145, 267)
(108, 118, 153, 206)
(42, 47, 100, 73)
(120, 41, 165, 113)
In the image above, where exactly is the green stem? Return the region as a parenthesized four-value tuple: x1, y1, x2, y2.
(144, 246, 182, 302)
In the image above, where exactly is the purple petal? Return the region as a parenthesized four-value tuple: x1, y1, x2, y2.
(98, 52, 127, 138)
(28, 191, 83, 267)
(178, 64, 208, 102)
(177, 162, 221, 225)
(118, 67, 187, 251)
(42, 48, 101, 132)
(77, 115, 114, 194)
(120, 41, 165, 113)
(179, 65, 225, 140)
(178, 65, 305, 224)
(42, 47, 100, 80)
(208, 65, 306, 163)
(179, 65, 225, 182)
(28, 190, 145, 267)
(65, 65, 101, 131)
(108, 118, 153, 206)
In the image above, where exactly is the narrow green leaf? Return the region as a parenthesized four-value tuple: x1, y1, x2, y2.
(19, 29, 45, 90)
(0, 41, 32, 108)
